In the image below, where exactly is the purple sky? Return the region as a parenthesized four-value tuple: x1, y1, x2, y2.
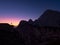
(0, 0, 60, 26)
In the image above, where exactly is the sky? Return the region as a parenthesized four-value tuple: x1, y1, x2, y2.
(0, 0, 60, 26)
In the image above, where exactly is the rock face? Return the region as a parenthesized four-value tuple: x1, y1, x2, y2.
(34, 9, 60, 27)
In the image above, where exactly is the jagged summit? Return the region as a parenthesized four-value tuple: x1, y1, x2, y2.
(17, 20, 28, 28)
(17, 9, 60, 28)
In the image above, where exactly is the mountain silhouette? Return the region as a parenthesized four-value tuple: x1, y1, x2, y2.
(1, 9, 60, 45)
(34, 9, 60, 27)
(16, 9, 60, 45)
(16, 20, 41, 45)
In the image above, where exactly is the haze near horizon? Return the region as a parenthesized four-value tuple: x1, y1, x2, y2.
(0, 0, 60, 26)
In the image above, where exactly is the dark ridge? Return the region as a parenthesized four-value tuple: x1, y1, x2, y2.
(0, 23, 10, 26)
(33, 9, 60, 27)
(38, 9, 60, 20)
(45, 9, 60, 13)
(0, 23, 14, 27)
(1, 9, 60, 45)
(16, 9, 60, 45)
(0, 23, 14, 32)
(17, 20, 28, 28)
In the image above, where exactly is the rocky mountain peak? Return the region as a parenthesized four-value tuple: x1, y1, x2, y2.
(34, 9, 60, 27)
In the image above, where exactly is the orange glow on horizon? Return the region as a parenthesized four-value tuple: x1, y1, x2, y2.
(0, 18, 20, 26)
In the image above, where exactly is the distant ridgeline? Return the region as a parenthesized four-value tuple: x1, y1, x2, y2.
(0, 9, 60, 45)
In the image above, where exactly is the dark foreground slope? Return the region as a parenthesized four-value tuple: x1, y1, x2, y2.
(16, 21, 60, 45)
(0, 9, 60, 45)
(0, 23, 20, 45)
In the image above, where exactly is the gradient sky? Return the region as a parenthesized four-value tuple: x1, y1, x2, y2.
(0, 0, 60, 26)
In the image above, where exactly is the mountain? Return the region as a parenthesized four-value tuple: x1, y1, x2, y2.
(34, 9, 60, 27)
(16, 20, 40, 45)
(28, 19, 33, 24)
(16, 9, 60, 45)
(1, 9, 60, 45)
